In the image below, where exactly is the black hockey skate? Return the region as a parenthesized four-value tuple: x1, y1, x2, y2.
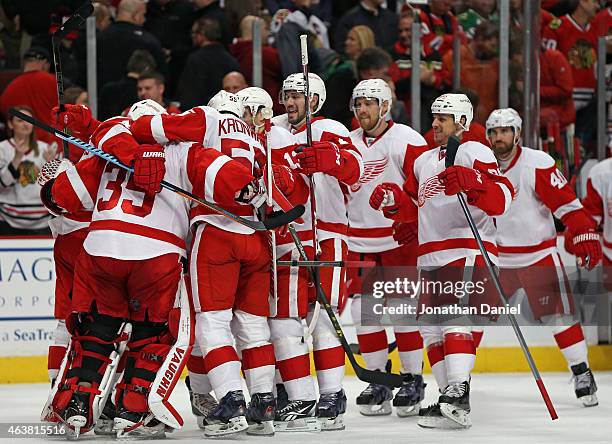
(438, 381, 471, 428)
(356, 383, 393, 416)
(571, 363, 598, 407)
(113, 407, 166, 440)
(204, 390, 248, 437)
(317, 389, 347, 431)
(185, 376, 218, 429)
(416, 402, 443, 429)
(274, 399, 320, 432)
(393, 373, 426, 417)
(246, 392, 276, 436)
(93, 398, 116, 436)
(276, 383, 289, 411)
(61, 392, 91, 439)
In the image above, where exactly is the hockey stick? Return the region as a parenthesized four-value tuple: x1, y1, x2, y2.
(264, 114, 278, 316)
(148, 275, 193, 429)
(445, 135, 558, 420)
(51, 1, 94, 158)
(287, 224, 405, 388)
(277, 260, 376, 268)
(10, 109, 304, 231)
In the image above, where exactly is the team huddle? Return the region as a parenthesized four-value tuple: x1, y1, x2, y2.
(31, 69, 610, 439)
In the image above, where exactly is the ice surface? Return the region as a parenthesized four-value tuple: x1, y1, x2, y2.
(0, 373, 610, 443)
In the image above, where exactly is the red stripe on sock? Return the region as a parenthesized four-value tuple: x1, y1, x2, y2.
(47, 345, 67, 371)
(357, 330, 388, 353)
(472, 330, 484, 348)
(426, 342, 445, 366)
(203, 345, 240, 373)
(443, 333, 475, 356)
(395, 331, 423, 352)
(276, 354, 311, 381)
(313, 345, 345, 371)
(187, 353, 206, 374)
(553, 323, 585, 350)
(242, 344, 275, 370)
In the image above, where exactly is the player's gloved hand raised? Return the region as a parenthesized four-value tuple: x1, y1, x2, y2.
(564, 228, 602, 270)
(236, 177, 267, 208)
(392, 220, 417, 245)
(132, 144, 166, 195)
(438, 165, 486, 196)
(370, 183, 405, 212)
(51, 104, 100, 137)
(37, 159, 74, 216)
(272, 164, 295, 195)
(295, 141, 342, 175)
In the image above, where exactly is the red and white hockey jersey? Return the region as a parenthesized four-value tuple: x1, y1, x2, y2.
(52, 141, 252, 260)
(398, 141, 513, 268)
(582, 158, 612, 261)
(495, 146, 586, 267)
(285, 116, 363, 242)
(346, 121, 428, 253)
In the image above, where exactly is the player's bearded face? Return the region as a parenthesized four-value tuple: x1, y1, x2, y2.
(354, 97, 381, 131)
(432, 114, 457, 145)
(488, 127, 516, 159)
(284, 91, 306, 125)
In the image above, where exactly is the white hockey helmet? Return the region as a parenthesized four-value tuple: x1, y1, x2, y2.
(208, 90, 244, 117)
(237, 87, 274, 120)
(350, 78, 393, 119)
(486, 108, 522, 135)
(280, 73, 326, 114)
(127, 99, 168, 120)
(431, 93, 473, 130)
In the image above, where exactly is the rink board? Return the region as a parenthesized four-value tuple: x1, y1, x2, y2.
(1, 237, 611, 383)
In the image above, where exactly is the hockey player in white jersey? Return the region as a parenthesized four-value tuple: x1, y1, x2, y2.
(346, 79, 428, 417)
(268, 73, 363, 431)
(485, 108, 601, 407)
(370, 94, 514, 429)
(582, 156, 612, 290)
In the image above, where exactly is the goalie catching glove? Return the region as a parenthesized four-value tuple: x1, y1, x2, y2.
(37, 159, 74, 216)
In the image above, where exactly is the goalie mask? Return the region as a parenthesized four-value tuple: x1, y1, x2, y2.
(128, 99, 168, 121)
(208, 90, 244, 118)
(486, 108, 522, 146)
(431, 93, 473, 131)
(279, 73, 326, 114)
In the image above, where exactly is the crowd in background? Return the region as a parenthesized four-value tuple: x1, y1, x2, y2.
(0, 0, 609, 235)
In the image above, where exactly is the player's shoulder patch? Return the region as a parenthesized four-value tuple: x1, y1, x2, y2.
(549, 18, 562, 29)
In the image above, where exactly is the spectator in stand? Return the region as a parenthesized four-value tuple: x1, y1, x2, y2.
(177, 17, 241, 109)
(136, 71, 181, 113)
(458, 0, 499, 40)
(193, 0, 232, 47)
(93, 1, 112, 31)
(98, 49, 156, 120)
(0, 106, 54, 235)
(333, 0, 398, 55)
(229, 15, 283, 113)
(441, 21, 500, 124)
(64, 86, 89, 106)
(542, 0, 600, 149)
(318, 47, 357, 128)
(222, 71, 248, 93)
(0, 47, 57, 145)
(417, 0, 465, 58)
(144, 0, 195, 98)
(422, 88, 489, 148)
(99, 0, 167, 87)
(344, 25, 375, 62)
(389, 11, 445, 131)
(540, 46, 576, 130)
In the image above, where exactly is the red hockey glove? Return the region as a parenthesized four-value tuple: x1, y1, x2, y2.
(392, 221, 418, 245)
(438, 165, 487, 196)
(52, 104, 100, 138)
(132, 144, 166, 194)
(370, 183, 405, 211)
(565, 228, 602, 270)
(295, 141, 342, 175)
(272, 164, 295, 195)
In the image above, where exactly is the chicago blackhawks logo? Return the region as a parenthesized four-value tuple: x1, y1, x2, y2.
(418, 174, 445, 207)
(567, 39, 596, 70)
(350, 157, 388, 192)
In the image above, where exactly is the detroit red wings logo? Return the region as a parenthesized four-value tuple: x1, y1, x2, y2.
(350, 157, 388, 192)
(418, 175, 445, 207)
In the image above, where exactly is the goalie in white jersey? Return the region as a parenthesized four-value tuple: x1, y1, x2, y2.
(345, 79, 428, 417)
(371, 94, 515, 429)
(484, 108, 601, 407)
